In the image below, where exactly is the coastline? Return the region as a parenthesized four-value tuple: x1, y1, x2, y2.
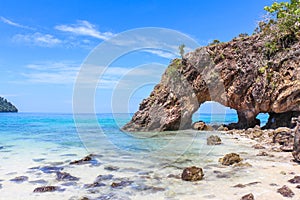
(1, 114, 299, 199)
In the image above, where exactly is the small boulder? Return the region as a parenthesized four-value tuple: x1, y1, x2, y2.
(273, 127, 293, 145)
(219, 153, 242, 166)
(192, 121, 213, 131)
(181, 166, 204, 181)
(217, 125, 229, 131)
(288, 176, 300, 184)
(240, 193, 254, 200)
(33, 186, 59, 193)
(207, 135, 222, 145)
(277, 185, 294, 198)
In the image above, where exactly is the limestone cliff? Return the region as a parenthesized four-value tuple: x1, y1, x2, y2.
(123, 32, 300, 132)
(0, 97, 18, 112)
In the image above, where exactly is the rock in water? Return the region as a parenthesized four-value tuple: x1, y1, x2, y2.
(207, 135, 222, 145)
(33, 186, 59, 193)
(70, 155, 92, 165)
(240, 193, 254, 200)
(181, 166, 204, 181)
(122, 33, 300, 132)
(10, 176, 28, 183)
(56, 172, 79, 181)
(219, 153, 242, 166)
(293, 117, 300, 162)
(277, 185, 294, 197)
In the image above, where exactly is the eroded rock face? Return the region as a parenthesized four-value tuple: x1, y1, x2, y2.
(293, 117, 300, 162)
(123, 33, 300, 132)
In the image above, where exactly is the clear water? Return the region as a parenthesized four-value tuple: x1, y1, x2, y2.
(1, 113, 297, 200)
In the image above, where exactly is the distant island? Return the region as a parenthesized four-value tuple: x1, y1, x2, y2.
(0, 97, 18, 112)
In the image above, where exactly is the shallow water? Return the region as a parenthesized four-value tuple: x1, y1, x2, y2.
(0, 113, 299, 200)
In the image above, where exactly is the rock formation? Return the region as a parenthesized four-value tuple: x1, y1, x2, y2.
(123, 31, 300, 132)
(293, 117, 300, 162)
(0, 96, 18, 112)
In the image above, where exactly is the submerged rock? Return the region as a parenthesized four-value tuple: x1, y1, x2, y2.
(207, 135, 222, 145)
(104, 166, 120, 171)
(10, 176, 28, 183)
(219, 153, 242, 166)
(181, 166, 204, 181)
(40, 166, 63, 174)
(277, 185, 294, 197)
(69, 155, 92, 165)
(240, 193, 254, 200)
(56, 171, 79, 181)
(33, 186, 59, 193)
(111, 180, 134, 188)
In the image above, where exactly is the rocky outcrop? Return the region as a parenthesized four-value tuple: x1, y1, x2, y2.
(0, 97, 18, 112)
(293, 117, 300, 162)
(123, 32, 300, 132)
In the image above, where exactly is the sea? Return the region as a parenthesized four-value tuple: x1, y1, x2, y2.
(0, 113, 299, 200)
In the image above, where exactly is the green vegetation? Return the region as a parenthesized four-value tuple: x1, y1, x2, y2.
(209, 39, 221, 46)
(238, 33, 249, 38)
(178, 44, 185, 59)
(262, 0, 300, 58)
(0, 97, 18, 112)
(166, 58, 182, 79)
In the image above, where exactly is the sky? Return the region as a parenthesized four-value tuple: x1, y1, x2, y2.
(0, 0, 276, 113)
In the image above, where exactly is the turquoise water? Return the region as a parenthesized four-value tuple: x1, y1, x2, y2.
(0, 112, 268, 151)
(3, 112, 297, 200)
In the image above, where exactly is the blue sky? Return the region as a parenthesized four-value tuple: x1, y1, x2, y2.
(0, 0, 275, 113)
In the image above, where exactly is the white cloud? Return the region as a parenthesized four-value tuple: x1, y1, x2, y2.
(0, 16, 33, 29)
(13, 32, 62, 47)
(22, 62, 79, 84)
(55, 20, 114, 40)
(143, 49, 176, 59)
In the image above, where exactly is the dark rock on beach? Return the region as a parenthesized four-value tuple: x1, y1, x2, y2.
(207, 135, 222, 145)
(240, 193, 254, 200)
(10, 176, 28, 183)
(181, 166, 204, 181)
(219, 153, 242, 166)
(70, 155, 92, 165)
(192, 121, 213, 131)
(288, 176, 300, 184)
(33, 186, 60, 193)
(277, 185, 295, 198)
(56, 171, 79, 181)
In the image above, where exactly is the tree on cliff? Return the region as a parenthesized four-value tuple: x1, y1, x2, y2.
(0, 97, 18, 112)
